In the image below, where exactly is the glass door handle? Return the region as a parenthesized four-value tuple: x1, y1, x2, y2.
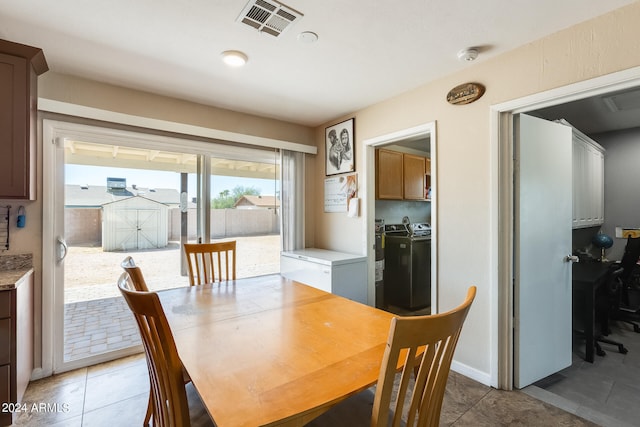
(564, 254, 579, 263)
(57, 236, 68, 263)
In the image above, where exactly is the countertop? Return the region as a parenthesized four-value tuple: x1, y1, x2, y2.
(0, 253, 34, 290)
(0, 268, 34, 290)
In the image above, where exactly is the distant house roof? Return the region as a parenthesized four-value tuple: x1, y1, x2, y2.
(65, 185, 180, 207)
(234, 195, 280, 208)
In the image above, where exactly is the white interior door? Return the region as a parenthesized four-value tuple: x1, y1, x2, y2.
(514, 114, 573, 388)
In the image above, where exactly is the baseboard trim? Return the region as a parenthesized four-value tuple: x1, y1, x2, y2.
(451, 360, 491, 386)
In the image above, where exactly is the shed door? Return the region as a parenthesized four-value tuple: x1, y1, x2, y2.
(114, 209, 160, 250)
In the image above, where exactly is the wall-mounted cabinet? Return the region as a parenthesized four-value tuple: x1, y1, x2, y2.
(571, 126, 605, 229)
(376, 148, 430, 201)
(375, 149, 404, 199)
(403, 153, 427, 200)
(0, 39, 48, 200)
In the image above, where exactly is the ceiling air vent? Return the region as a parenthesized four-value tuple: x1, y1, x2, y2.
(237, 0, 302, 37)
(602, 88, 640, 112)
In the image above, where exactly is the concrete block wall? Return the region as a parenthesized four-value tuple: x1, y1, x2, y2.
(65, 208, 102, 245)
(64, 207, 280, 245)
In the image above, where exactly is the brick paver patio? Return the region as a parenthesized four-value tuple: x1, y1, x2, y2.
(63, 236, 280, 362)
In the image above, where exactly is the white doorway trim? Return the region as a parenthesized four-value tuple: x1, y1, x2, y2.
(363, 122, 437, 311)
(491, 65, 640, 389)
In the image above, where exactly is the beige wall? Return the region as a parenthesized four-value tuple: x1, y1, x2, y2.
(39, 72, 316, 146)
(311, 3, 640, 382)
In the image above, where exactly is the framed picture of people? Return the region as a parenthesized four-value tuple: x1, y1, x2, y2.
(325, 118, 355, 176)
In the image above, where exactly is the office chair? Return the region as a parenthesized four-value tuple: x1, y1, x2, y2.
(595, 267, 628, 356)
(611, 236, 640, 333)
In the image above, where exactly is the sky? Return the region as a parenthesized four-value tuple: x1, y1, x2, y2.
(65, 165, 278, 198)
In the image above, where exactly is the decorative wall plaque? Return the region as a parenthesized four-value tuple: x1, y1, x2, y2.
(446, 82, 485, 105)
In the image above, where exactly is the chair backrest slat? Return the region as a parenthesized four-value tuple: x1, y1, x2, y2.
(184, 241, 237, 285)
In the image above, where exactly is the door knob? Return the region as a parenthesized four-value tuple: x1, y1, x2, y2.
(564, 254, 579, 263)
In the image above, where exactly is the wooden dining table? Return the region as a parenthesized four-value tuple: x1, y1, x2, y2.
(157, 274, 396, 427)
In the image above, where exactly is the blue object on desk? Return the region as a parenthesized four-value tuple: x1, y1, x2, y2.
(592, 233, 613, 249)
(592, 233, 613, 262)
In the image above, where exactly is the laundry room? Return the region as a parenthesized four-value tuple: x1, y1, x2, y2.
(373, 135, 432, 313)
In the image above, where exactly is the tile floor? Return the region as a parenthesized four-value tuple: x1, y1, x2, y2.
(525, 320, 640, 427)
(11, 354, 212, 427)
(10, 353, 598, 427)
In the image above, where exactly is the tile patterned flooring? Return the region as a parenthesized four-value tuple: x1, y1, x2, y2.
(524, 321, 640, 427)
(11, 354, 212, 427)
(11, 353, 598, 427)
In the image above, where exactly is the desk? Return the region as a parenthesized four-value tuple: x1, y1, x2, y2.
(158, 274, 395, 427)
(572, 262, 612, 363)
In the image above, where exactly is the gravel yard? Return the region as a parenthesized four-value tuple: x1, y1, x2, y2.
(64, 234, 280, 302)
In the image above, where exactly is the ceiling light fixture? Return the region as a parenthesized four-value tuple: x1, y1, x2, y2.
(221, 50, 248, 67)
(457, 48, 478, 62)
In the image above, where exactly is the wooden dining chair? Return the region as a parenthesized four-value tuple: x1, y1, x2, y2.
(118, 273, 191, 426)
(121, 256, 149, 291)
(184, 241, 236, 285)
(120, 256, 156, 425)
(120, 257, 194, 427)
(308, 286, 476, 427)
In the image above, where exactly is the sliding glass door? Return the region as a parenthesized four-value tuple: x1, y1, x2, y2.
(60, 140, 198, 370)
(44, 120, 286, 373)
(209, 153, 281, 277)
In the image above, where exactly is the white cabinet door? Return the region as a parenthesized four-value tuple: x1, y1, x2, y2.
(572, 138, 587, 228)
(592, 147, 605, 224)
(572, 131, 605, 229)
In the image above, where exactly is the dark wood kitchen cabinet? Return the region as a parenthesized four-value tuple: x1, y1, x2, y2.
(0, 271, 33, 427)
(0, 39, 48, 200)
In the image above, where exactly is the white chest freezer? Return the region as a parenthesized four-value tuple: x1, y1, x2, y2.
(280, 248, 368, 304)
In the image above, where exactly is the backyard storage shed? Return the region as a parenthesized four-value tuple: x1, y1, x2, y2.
(102, 196, 169, 251)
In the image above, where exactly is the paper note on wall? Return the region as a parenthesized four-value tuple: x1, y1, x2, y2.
(616, 227, 640, 238)
(324, 173, 357, 213)
(347, 198, 359, 217)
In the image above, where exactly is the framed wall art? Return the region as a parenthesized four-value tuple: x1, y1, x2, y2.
(325, 118, 355, 176)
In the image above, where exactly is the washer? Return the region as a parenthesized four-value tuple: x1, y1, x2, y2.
(383, 223, 431, 310)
